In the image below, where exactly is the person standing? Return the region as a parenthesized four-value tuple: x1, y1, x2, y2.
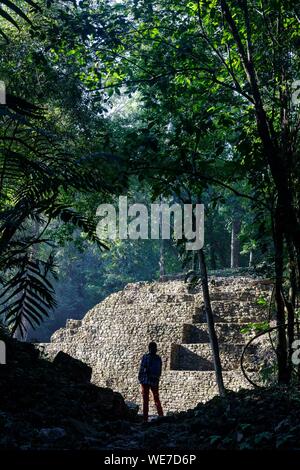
(138, 341, 164, 423)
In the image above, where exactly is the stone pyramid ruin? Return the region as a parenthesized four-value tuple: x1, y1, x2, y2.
(39, 276, 272, 413)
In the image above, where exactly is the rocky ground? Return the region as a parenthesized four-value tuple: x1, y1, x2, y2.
(1, 333, 300, 451)
(123, 387, 300, 450)
(0, 334, 134, 450)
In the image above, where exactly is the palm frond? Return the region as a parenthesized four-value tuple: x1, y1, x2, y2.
(0, 0, 40, 44)
(45, 203, 109, 250)
(0, 254, 57, 338)
(5, 94, 44, 118)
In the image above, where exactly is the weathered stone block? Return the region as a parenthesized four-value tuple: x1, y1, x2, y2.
(53, 351, 92, 383)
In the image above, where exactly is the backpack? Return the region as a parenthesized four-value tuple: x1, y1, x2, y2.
(139, 353, 162, 384)
(146, 353, 161, 379)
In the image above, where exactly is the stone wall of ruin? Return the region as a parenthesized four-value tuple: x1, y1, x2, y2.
(39, 277, 272, 413)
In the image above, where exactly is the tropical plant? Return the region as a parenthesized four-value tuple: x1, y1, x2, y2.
(0, 0, 126, 335)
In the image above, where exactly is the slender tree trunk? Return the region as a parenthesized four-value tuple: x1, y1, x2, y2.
(249, 250, 253, 267)
(274, 203, 289, 384)
(286, 238, 297, 379)
(198, 249, 225, 396)
(159, 239, 165, 278)
(221, 0, 300, 383)
(222, 0, 300, 266)
(230, 218, 241, 268)
(159, 195, 165, 278)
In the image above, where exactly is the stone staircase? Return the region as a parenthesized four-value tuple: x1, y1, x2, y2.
(39, 276, 273, 413)
(169, 279, 271, 377)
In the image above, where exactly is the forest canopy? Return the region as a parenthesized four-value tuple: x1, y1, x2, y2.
(0, 0, 300, 385)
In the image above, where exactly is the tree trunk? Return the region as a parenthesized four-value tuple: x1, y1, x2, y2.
(249, 250, 253, 267)
(159, 195, 166, 278)
(274, 203, 289, 384)
(221, 0, 300, 383)
(159, 239, 165, 278)
(286, 237, 297, 380)
(198, 249, 225, 396)
(230, 218, 241, 268)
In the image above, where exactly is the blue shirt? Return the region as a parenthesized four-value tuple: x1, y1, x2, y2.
(138, 353, 162, 386)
